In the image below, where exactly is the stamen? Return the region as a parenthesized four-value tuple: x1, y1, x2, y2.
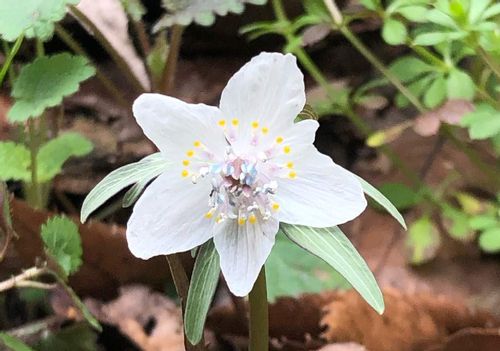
(262, 127, 269, 135)
(238, 216, 246, 225)
(218, 119, 226, 127)
(275, 136, 284, 144)
(286, 161, 294, 169)
(248, 214, 257, 224)
(272, 202, 280, 211)
(288, 171, 297, 179)
(181, 169, 189, 178)
(193, 140, 201, 147)
(182, 160, 190, 166)
(204, 209, 215, 219)
(186, 150, 195, 157)
(231, 118, 239, 126)
(251, 121, 259, 129)
(283, 145, 291, 154)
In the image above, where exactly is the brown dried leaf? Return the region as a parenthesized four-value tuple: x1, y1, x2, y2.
(86, 285, 184, 351)
(321, 288, 497, 351)
(74, 0, 150, 91)
(414, 100, 474, 137)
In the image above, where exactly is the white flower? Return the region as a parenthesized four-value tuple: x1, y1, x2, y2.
(127, 52, 367, 296)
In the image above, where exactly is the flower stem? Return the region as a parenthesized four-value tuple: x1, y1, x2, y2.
(166, 254, 206, 351)
(160, 25, 184, 94)
(0, 35, 23, 87)
(248, 267, 269, 351)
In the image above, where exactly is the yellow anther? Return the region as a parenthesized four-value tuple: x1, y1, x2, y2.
(216, 215, 223, 224)
(204, 209, 214, 219)
(275, 136, 284, 144)
(283, 145, 291, 154)
(186, 150, 195, 157)
(218, 119, 226, 127)
(181, 169, 189, 178)
(193, 140, 201, 147)
(272, 202, 280, 211)
(238, 217, 246, 225)
(288, 171, 297, 179)
(251, 121, 259, 129)
(286, 161, 294, 169)
(262, 127, 269, 135)
(182, 160, 190, 166)
(249, 214, 257, 224)
(231, 118, 239, 126)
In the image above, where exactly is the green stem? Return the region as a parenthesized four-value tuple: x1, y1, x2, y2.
(160, 25, 184, 94)
(27, 120, 42, 209)
(248, 267, 269, 351)
(166, 254, 206, 351)
(55, 24, 130, 109)
(478, 46, 500, 79)
(69, 5, 147, 93)
(0, 35, 23, 86)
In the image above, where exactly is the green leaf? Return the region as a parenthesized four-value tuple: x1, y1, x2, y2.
(147, 33, 168, 89)
(406, 216, 441, 265)
(120, 0, 146, 21)
(8, 53, 95, 123)
(0, 142, 30, 181)
(396, 5, 429, 22)
(155, 0, 267, 30)
(469, 215, 498, 230)
(281, 224, 385, 314)
(442, 205, 473, 241)
(122, 179, 149, 208)
(382, 18, 407, 45)
(424, 75, 447, 108)
(41, 215, 82, 277)
(482, 3, 500, 20)
(377, 182, 420, 211)
(389, 56, 433, 83)
(266, 233, 349, 302)
(0, 0, 79, 42)
(184, 240, 220, 345)
(460, 103, 500, 140)
(81, 153, 169, 222)
(356, 176, 407, 229)
(414, 32, 450, 45)
(0, 333, 34, 351)
(359, 0, 379, 10)
(446, 69, 475, 100)
(479, 227, 500, 253)
(468, 0, 491, 24)
(426, 9, 457, 28)
(37, 133, 93, 183)
(395, 74, 433, 107)
(36, 324, 98, 351)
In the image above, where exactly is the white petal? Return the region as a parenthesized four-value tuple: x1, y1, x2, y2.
(275, 147, 367, 227)
(132, 93, 227, 161)
(127, 170, 214, 259)
(219, 52, 305, 143)
(214, 217, 279, 296)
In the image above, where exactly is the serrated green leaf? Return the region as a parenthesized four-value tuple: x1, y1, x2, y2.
(184, 240, 220, 345)
(0, 333, 34, 351)
(356, 176, 407, 229)
(8, 53, 95, 123)
(0, 0, 79, 42)
(281, 224, 385, 314)
(424, 75, 447, 108)
(120, 0, 146, 21)
(406, 216, 441, 265)
(460, 103, 500, 139)
(37, 133, 93, 183)
(41, 215, 82, 277)
(81, 153, 169, 222)
(155, 0, 267, 29)
(0, 142, 30, 181)
(389, 56, 433, 83)
(446, 69, 475, 100)
(479, 227, 500, 253)
(266, 233, 349, 302)
(382, 18, 407, 45)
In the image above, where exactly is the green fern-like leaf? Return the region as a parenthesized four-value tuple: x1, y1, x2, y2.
(8, 53, 95, 123)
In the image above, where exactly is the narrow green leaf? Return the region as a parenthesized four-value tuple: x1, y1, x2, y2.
(37, 132, 93, 182)
(281, 224, 385, 314)
(122, 179, 149, 208)
(184, 240, 220, 345)
(355, 175, 407, 229)
(0, 333, 34, 351)
(0, 142, 30, 181)
(376, 182, 420, 211)
(41, 215, 82, 277)
(8, 53, 95, 122)
(414, 32, 450, 45)
(81, 153, 169, 222)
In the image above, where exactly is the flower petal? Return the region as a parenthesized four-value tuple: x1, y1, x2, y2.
(214, 217, 279, 296)
(127, 170, 214, 259)
(132, 93, 227, 161)
(219, 52, 305, 141)
(276, 147, 367, 227)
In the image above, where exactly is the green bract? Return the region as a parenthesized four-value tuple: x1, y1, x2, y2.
(0, 0, 79, 42)
(8, 53, 95, 123)
(281, 224, 385, 314)
(41, 215, 82, 277)
(154, 0, 267, 30)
